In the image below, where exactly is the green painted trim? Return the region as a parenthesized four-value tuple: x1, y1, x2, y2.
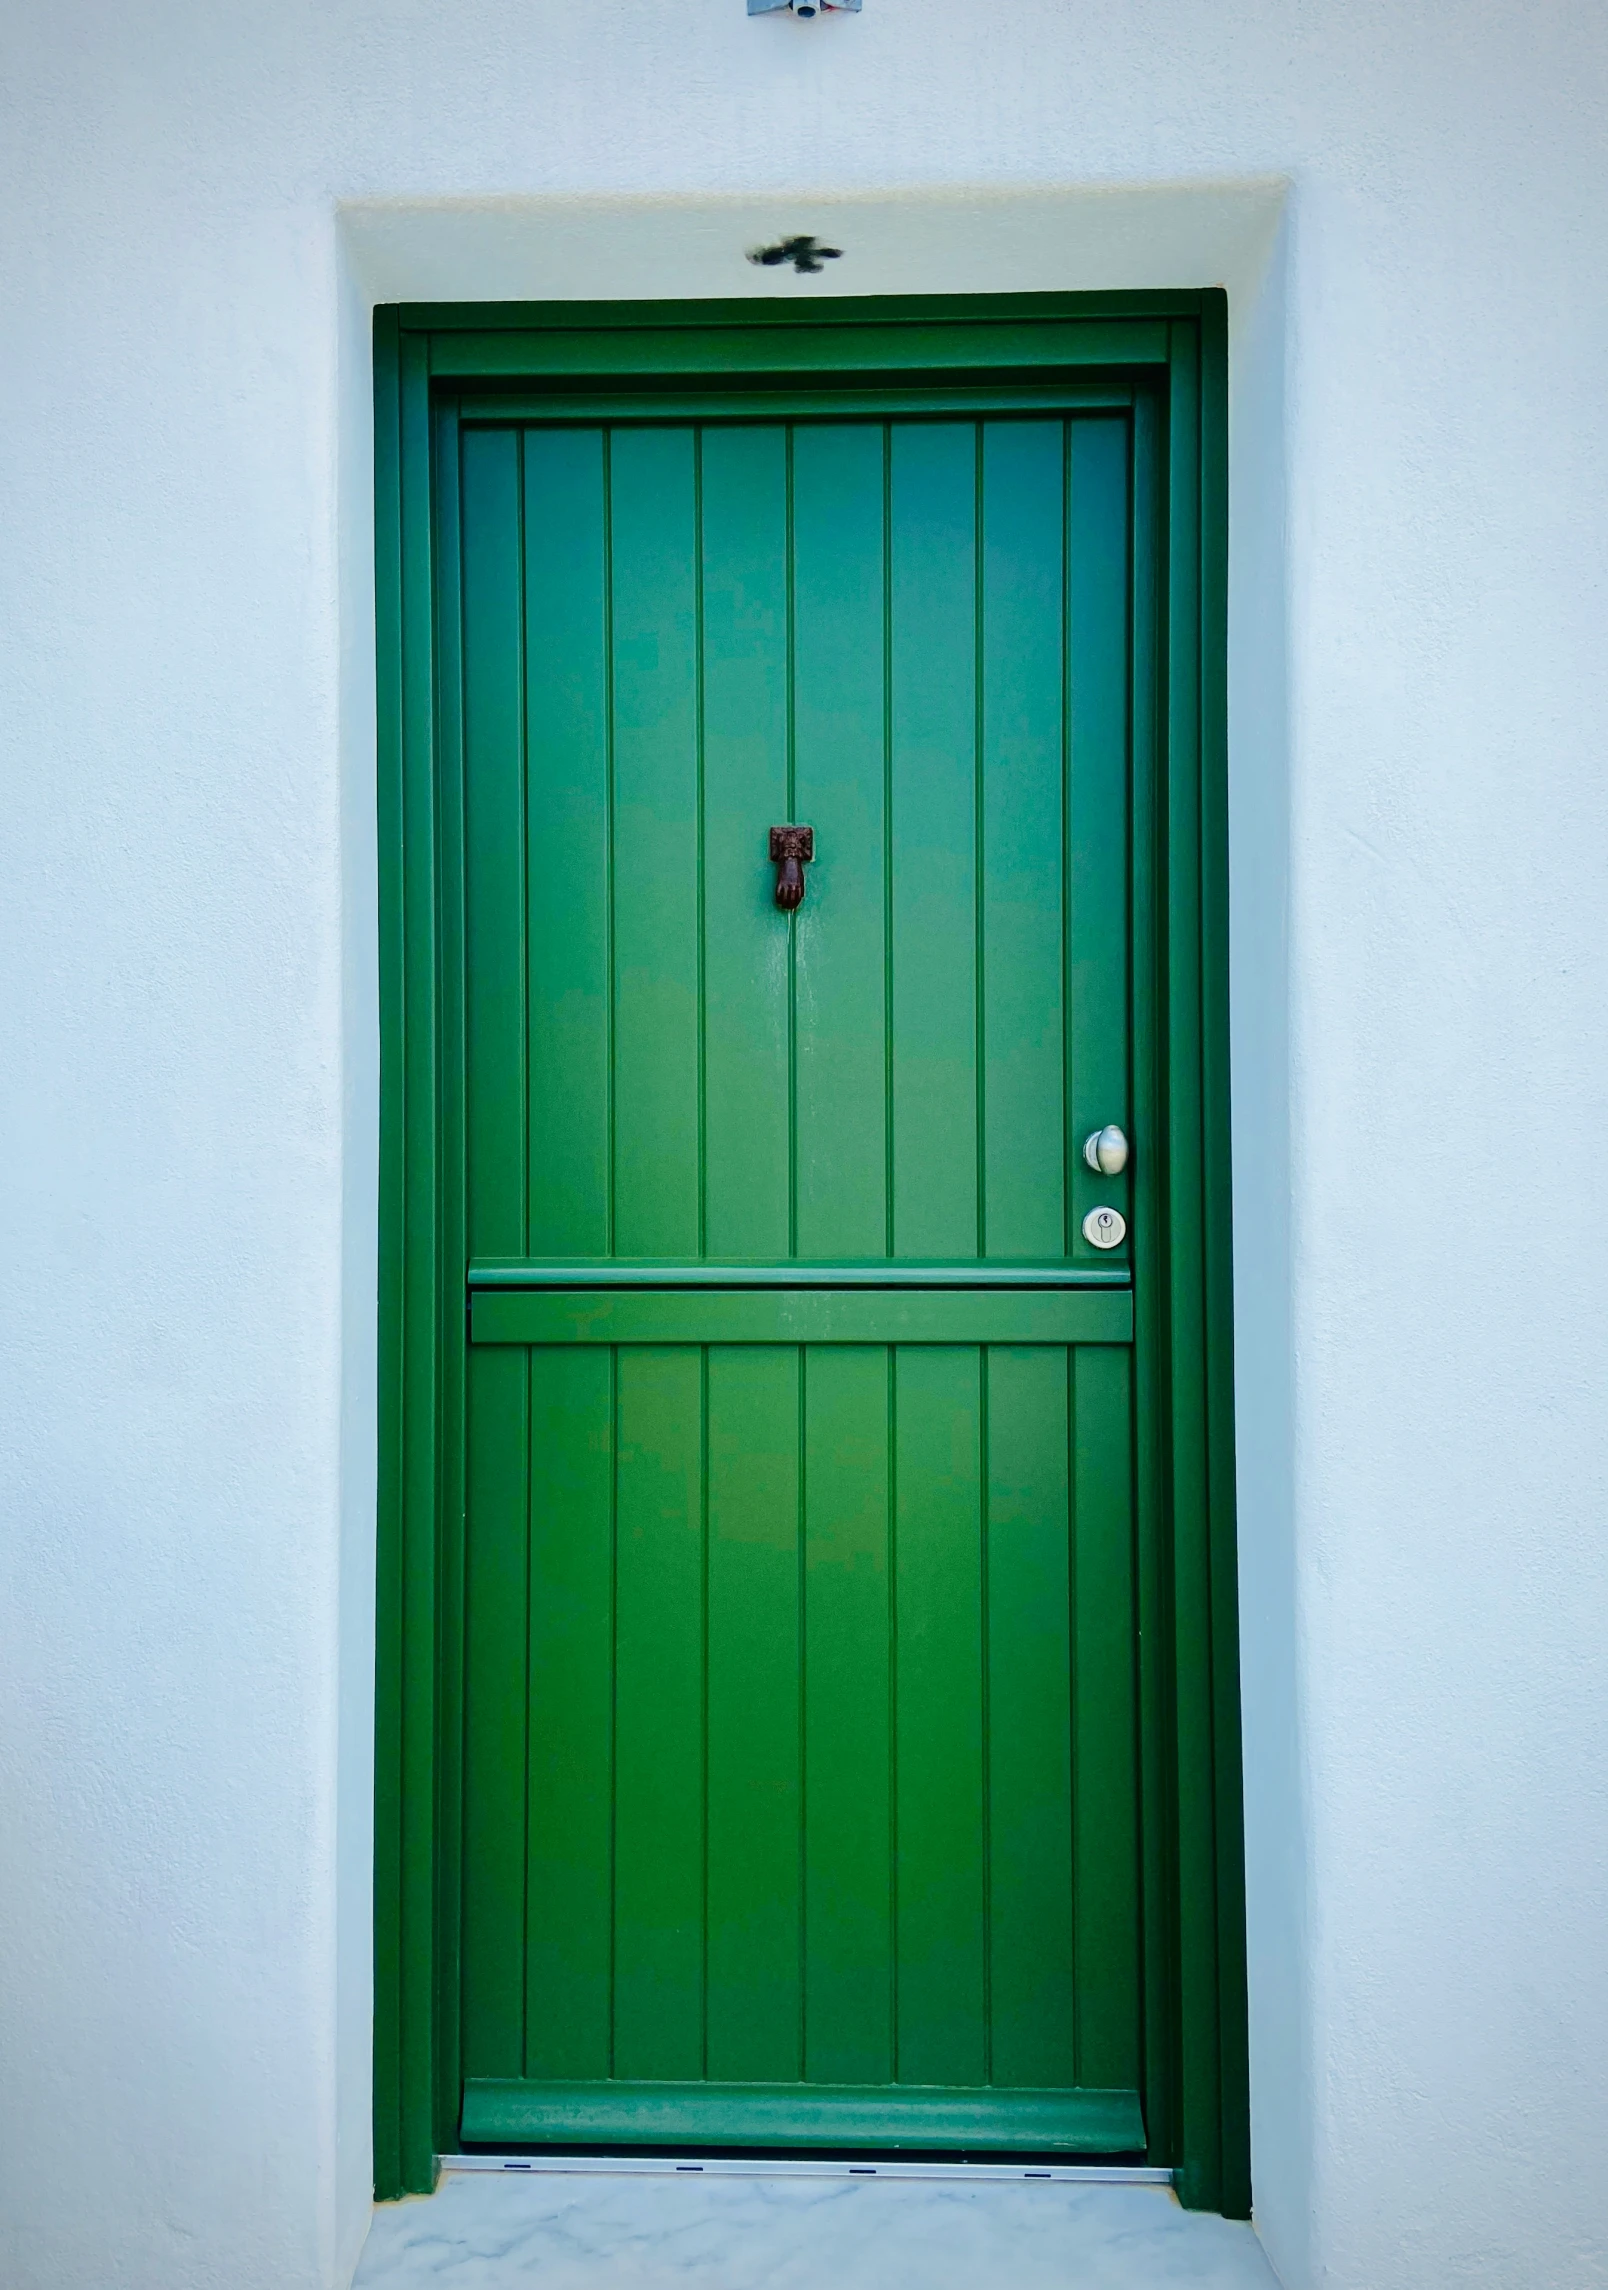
(1150, 304, 1247, 2218)
(1197, 293, 1250, 2222)
(459, 386, 1140, 424)
(372, 303, 405, 2205)
(461, 2080, 1145, 2154)
(468, 1257, 1132, 1290)
(1164, 318, 1218, 2213)
(374, 313, 448, 2198)
(373, 288, 1245, 2210)
(430, 393, 470, 2167)
(1127, 379, 1175, 2181)
(398, 290, 1217, 333)
(470, 1288, 1134, 1348)
(427, 319, 1169, 381)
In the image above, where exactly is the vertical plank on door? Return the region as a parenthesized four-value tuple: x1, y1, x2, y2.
(700, 428, 790, 1258)
(981, 421, 1067, 1258)
(523, 429, 611, 1257)
(802, 1344, 893, 2084)
(610, 430, 701, 1257)
(1071, 1343, 1142, 2088)
(706, 1346, 802, 2080)
(793, 424, 889, 1259)
(460, 1346, 530, 2079)
(893, 1345, 987, 2085)
(460, 425, 527, 1259)
(984, 1345, 1076, 2088)
(889, 425, 978, 1257)
(1067, 417, 1132, 1262)
(613, 1346, 705, 2078)
(525, 1346, 614, 2081)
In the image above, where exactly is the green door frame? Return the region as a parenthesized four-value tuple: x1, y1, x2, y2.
(372, 291, 1246, 2214)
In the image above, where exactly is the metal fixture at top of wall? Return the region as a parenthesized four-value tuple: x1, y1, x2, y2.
(749, 0, 861, 16)
(748, 236, 843, 275)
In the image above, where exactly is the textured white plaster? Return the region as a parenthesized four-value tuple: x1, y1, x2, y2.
(353, 2166, 1280, 2287)
(1, 5, 1605, 2289)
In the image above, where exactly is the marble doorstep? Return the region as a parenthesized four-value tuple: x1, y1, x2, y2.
(354, 2165, 1282, 2289)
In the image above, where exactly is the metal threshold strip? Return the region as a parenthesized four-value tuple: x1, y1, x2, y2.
(468, 1257, 1131, 1291)
(441, 2154, 1172, 2186)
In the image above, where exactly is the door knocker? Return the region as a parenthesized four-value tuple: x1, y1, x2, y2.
(770, 825, 814, 911)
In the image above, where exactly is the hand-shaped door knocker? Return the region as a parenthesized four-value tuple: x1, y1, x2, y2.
(769, 825, 814, 911)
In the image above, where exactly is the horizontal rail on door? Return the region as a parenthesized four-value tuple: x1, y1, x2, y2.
(470, 1288, 1134, 1347)
(453, 386, 1141, 424)
(460, 2077, 1145, 2154)
(469, 1258, 1131, 1290)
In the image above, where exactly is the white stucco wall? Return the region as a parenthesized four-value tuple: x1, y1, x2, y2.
(2, 5, 1605, 2287)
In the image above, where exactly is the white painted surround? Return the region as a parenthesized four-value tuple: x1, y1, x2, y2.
(2, 5, 1605, 2288)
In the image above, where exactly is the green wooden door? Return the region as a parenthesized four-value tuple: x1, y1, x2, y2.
(455, 413, 1145, 2154)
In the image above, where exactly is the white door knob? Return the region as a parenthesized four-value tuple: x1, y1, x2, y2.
(1083, 1123, 1129, 1176)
